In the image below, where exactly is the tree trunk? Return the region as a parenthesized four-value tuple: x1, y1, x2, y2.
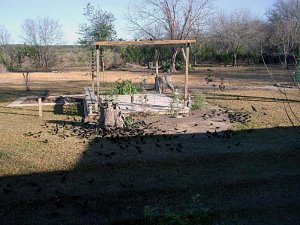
(232, 52, 237, 67)
(171, 48, 179, 73)
(22, 72, 30, 91)
(284, 53, 288, 69)
(99, 102, 124, 129)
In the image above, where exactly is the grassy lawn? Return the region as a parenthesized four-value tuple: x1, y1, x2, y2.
(0, 67, 299, 225)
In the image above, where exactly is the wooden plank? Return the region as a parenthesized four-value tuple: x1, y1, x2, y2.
(95, 39, 196, 46)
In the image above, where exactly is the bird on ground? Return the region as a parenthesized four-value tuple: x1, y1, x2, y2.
(86, 178, 95, 184)
(251, 105, 257, 112)
(61, 174, 68, 183)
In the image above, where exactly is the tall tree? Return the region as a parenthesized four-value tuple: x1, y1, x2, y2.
(210, 9, 264, 67)
(127, 0, 213, 72)
(266, 0, 300, 68)
(78, 3, 116, 46)
(0, 25, 11, 70)
(21, 16, 63, 68)
(0, 24, 10, 48)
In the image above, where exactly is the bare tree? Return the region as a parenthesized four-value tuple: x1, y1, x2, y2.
(127, 0, 214, 72)
(266, 0, 300, 69)
(0, 24, 11, 48)
(21, 16, 63, 68)
(210, 9, 264, 67)
(0, 25, 11, 71)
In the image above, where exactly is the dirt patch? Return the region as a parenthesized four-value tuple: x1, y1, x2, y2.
(136, 103, 233, 135)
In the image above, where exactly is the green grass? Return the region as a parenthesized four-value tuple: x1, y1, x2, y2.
(191, 92, 206, 110)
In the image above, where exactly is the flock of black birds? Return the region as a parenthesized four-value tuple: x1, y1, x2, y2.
(228, 111, 252, 124)
(21, 103, 259, 154)
(20, 104, 257, 163)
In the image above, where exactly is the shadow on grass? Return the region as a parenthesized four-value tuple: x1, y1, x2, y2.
(53, 104, 83, 116)
(0, 126, 299, 225)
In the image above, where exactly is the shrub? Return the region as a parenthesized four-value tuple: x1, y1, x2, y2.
(160, 60, 185, 72)
(107, 79, 141, 95)
(192, 92, 205, 110)
(144, 194, 213, 225)
(124, 116, 134, 127)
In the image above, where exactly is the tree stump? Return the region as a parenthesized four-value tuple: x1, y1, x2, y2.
(99, 102, 124, 129)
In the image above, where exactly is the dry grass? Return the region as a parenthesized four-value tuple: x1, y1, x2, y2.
(0, 66, 299, 224)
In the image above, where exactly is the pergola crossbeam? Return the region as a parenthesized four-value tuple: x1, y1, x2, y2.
(95, 39, 196, 46)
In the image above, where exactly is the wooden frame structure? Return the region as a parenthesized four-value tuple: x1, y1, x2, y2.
(94, 39, 196, 106)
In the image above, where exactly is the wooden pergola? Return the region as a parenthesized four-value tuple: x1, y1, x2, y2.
(94, 39, 196, 106)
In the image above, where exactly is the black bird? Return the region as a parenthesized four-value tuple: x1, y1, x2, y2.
(36, 187, 42, 193)
(39, 139, 48, 143)
(120, 183, 128, 188)
(54, 199, 64, 209)
(176, 148, 182, 152)
(61, 174, 68, 183)
(26, 181, 38, 187)
(86, 178, 95, 184)
(251, 105, 257, 112)
(48, 211, 60, 217)
(3, 186, 14, 194)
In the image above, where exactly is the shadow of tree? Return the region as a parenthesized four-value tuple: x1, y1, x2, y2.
(0, 126, 299, 225)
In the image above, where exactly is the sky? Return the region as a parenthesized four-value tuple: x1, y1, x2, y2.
(0, 0, 276, 45)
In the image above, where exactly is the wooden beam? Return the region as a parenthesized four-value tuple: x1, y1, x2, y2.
(155, 48, 159, 92)
(95, 39, 196, 46)
(91, 49, 95, 91)
(96, 48, 100, 103)
(184, 44, 190, 107)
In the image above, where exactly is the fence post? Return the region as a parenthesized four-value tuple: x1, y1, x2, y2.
(38, 97, 42, 117)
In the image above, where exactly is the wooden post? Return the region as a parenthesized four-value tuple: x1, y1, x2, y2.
(155, 48, 159, 92)
(185, 44, 189, 106)
(38, 97, 42, 117)
(91, 48, 95, 91)
(96, 46, 100, 104)
(182, 44, 190, 107)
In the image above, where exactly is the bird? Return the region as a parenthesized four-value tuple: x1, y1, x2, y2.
(120, 183, 128, 188)
(54, 199, 64, 209)
(36, 187, 42, 193)
(26, 181, 39, 187)
(86, 178, 95, 184)
(48, 211, 60, 217)
(178, 143, 183, 148)
(39, 139, 48, 143)
(61, 174, 68, 183)
(251, 105, 257, 112)
(3, 186, 14, 194)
